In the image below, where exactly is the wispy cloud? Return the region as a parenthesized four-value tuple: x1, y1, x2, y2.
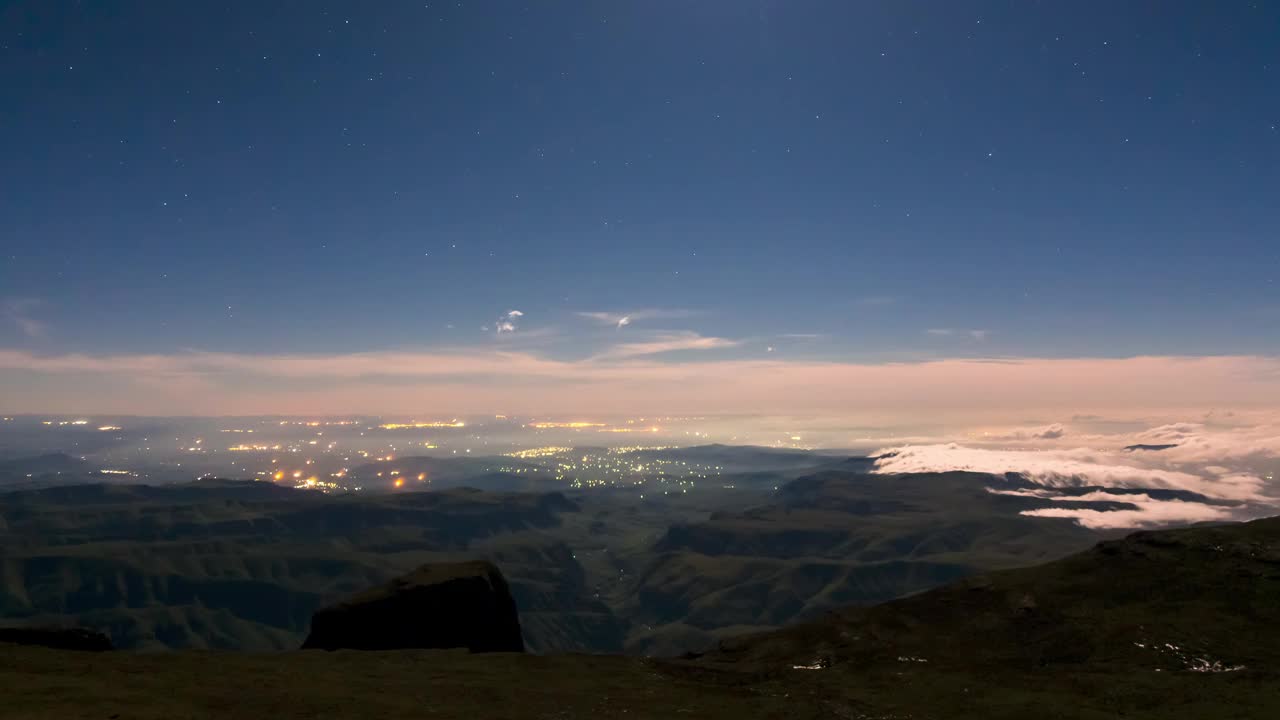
(576, 308, 697, 329)
(2, 298, 47, 338)
(982, 423, 1067, 440)
(927, 328, 989, 340)
(591, 331, 740, 360)
(577, 311, 625, 326)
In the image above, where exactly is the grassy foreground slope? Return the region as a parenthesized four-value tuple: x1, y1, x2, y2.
(1, 643, 1275, 720)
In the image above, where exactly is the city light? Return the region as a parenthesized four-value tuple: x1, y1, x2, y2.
(507, 446, 573, 459)
(378, 421, 465, 429)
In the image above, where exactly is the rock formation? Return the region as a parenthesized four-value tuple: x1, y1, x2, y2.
(301, 560, 523, 653)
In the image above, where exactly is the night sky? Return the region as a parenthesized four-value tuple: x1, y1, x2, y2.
(2, 1, 1278, 416)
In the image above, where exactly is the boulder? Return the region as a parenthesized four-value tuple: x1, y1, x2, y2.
(0, 626, 113, 651)
(301, 560, 523, 653)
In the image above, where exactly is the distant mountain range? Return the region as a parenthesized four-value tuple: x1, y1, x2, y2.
(0, 456, 1108, 655)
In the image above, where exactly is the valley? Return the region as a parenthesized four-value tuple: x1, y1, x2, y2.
(0, 446, 1111, 655)
(3, 515, 1278, 719)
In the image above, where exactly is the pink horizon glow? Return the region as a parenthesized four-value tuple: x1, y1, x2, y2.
(2, 349, 1278, 418)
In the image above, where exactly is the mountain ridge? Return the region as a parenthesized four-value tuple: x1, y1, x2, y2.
(3, 515, 1278, 718)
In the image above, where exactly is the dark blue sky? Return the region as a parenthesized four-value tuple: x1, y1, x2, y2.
(2, 0, 1278, 364)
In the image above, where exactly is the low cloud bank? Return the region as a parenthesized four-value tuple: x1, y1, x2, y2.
(874, 422, 1280, 529)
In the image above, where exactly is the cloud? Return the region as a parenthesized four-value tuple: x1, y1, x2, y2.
(3, 351, 1280, 426)
(927, 328, 989, 340)
(494, 309, 523, 334)
(873, 427, 1280, 529)
(2, 298, 47, 338)
(591, 332, 740, 360)
(874, 443, 1254, 499)
(1003, 482, 1249, 529)
(968, 419, 1280, 464)
(577, 309, 696, 329)
(1020, 501, 1236, 529)
(1034, 423, 1065, 439)
(578, 311, 624, 326)
(983, 423, 1067, 441)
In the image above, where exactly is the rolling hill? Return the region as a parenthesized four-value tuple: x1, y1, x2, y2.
(0, 481, 622, 652)
(623, 470, 1105, 653)
(1, 461, 1130, 656)
(2, 516, 1277, 719)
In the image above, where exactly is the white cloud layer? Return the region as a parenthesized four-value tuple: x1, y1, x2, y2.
(1020, 502, 1236, 529)
(874, 419, 1280, 529)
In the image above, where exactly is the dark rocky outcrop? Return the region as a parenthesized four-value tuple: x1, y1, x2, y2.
(0, 626, 113, 651)
(301, 560, 523, 653)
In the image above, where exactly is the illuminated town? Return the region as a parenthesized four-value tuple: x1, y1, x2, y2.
(0, 415, 825, 495)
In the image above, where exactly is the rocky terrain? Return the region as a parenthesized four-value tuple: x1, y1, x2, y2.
(302, 560, 524, 652)
(0, 463, 1115, 656)
(2, 516, 1277, 719)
